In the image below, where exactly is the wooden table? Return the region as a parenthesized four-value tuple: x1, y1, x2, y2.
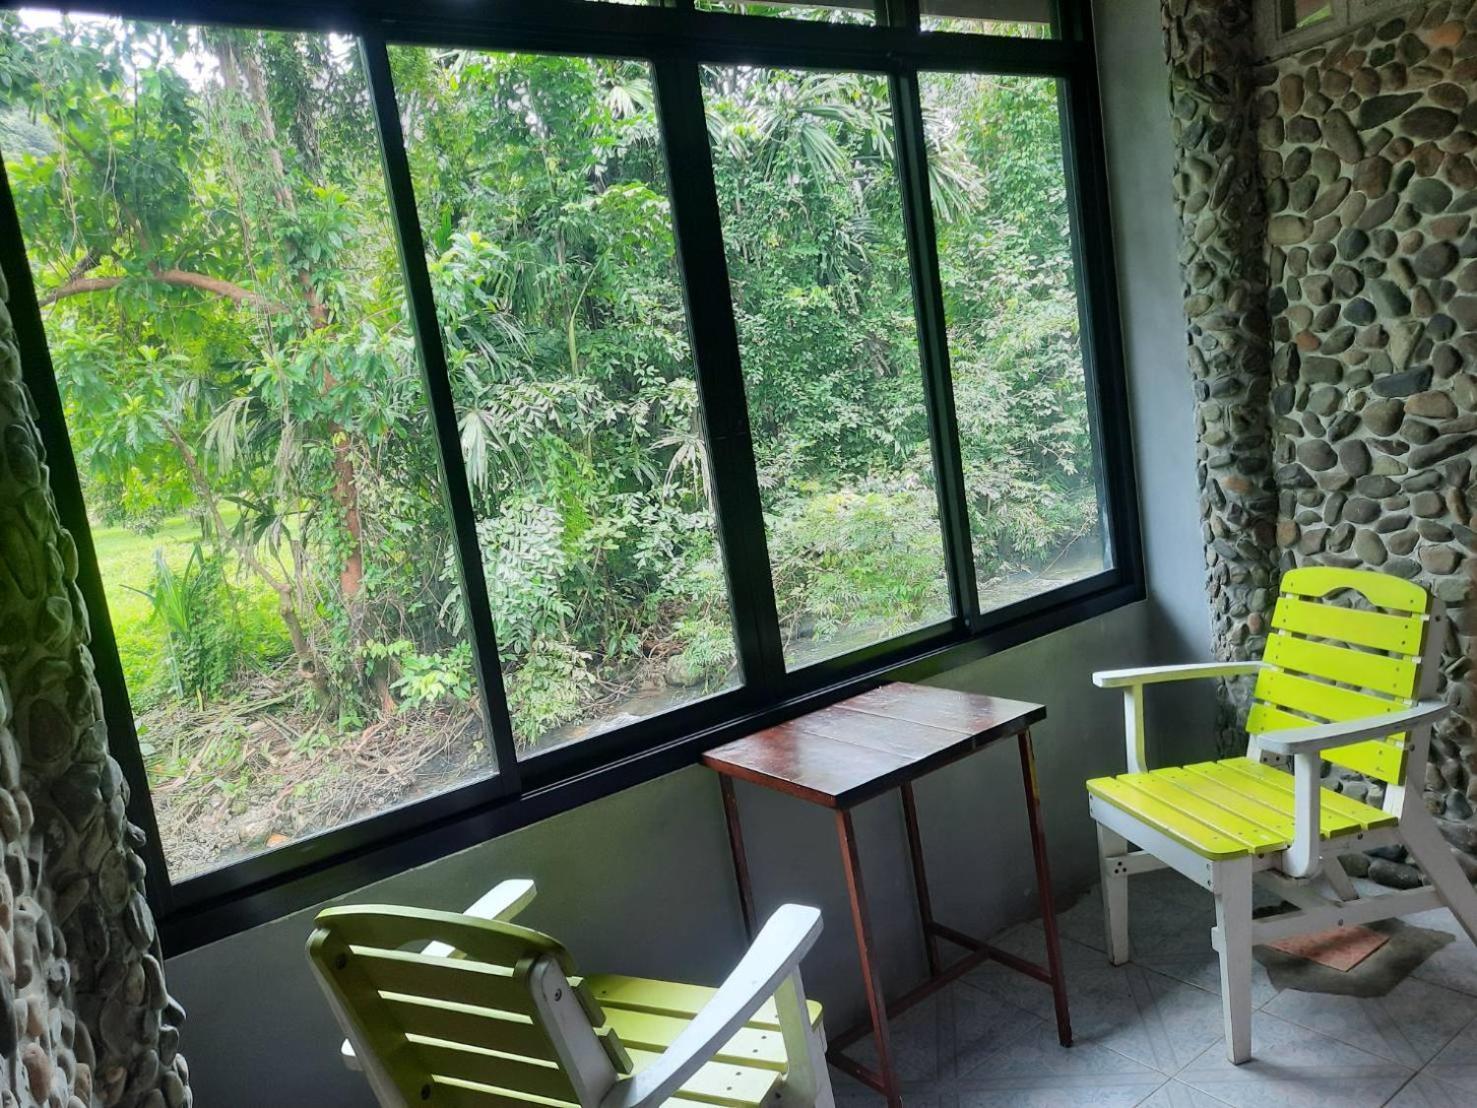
(702, 682, 1071, 1106)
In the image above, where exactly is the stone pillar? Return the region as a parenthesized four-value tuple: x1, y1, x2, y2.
(1254, 2, 1477, 885)
(0, 238, 189, 1102)
(1163, 0, 1282, 753)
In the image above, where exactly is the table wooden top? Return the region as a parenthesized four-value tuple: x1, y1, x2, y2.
(702, 682, 1046, 808)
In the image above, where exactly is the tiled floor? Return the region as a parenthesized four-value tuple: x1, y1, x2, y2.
(829, 872, 1477, 1107)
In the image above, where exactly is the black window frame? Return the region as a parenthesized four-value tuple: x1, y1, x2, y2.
(0, 0, 1142, 953)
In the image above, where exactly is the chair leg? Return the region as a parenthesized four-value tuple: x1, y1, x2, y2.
(1097, 823, 1130, 966)
(773, 968, 833, 1108)
(1403, 810, 1477, 945)
(1322, 855, 1359, 903)
(1212, 859, 1254, 1065)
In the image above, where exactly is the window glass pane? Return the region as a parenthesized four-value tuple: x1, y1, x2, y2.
(921, 0, 1054, 36)
(696, 1, 874, 25)
(919, 72, 1108, 612)
(702, 66, 952, 670)
(1280, 1, 1335, 32)
(1, 13, 496, 878)
(390, 47, 739, 755)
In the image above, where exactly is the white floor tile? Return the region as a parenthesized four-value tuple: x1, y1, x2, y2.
(1133, 1080, 1233, 1108)
(963, 929, 1224, 1074)
(1175, 1011, 1413, 1108)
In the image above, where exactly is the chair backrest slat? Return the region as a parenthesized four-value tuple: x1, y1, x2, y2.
(308, 905, 631, 1107)
(1262, 633, 1418, 699)
(410, 1037, 577, 1102)
(384, 995, 555, 1062)
(1250, 567, 1434, 785)
(355, 948, 533, 1012)
(1254, 668, 1408, 723)
(1271, 596, 1424, 653)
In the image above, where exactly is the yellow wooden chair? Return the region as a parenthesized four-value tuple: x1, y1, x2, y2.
(307, 879, 833, 1108)
(1086, 566, 1477, 1063)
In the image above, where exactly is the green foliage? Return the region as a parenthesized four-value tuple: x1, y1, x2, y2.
(4, 17, 1101, 771)
(139, 546, 235, 701)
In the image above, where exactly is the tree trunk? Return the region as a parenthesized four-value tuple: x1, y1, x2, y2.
(220, 35, 390, 712)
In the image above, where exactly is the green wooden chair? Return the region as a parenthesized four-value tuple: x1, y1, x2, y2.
(307, 879, 833, 1108)
(1086, 566, 1477, 1064)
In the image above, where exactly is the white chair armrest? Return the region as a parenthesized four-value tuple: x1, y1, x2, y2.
(421, 878, 537, 959)
(340, 878, 539, 1068)
(600, 905, 823, 1108)
(1092, 662, 1263, 688)
(1273, 702, 1447, 878)
(1096, 663, 1264, 774)
(1256, 700, 1448, 757)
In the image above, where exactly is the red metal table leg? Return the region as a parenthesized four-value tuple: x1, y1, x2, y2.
(834, 807, 902, 1107)
(901, 782, 941, 977)
(1018, 728, 1072, 1047)
(719, 774, 757, 939)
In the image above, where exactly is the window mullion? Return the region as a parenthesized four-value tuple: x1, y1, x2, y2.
(888, 66, 981, 628)
(360, 34, 523, 789)
(1055, 14, 1144, 586)
(651, 58, 787, 695)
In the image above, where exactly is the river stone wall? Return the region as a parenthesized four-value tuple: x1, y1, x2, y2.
(1164, 0, 1282, 754)
(1257, 1, 1477, 885)
(0, 248, 189, 1103)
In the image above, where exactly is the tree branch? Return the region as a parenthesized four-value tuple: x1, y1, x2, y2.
(38, 268, 285, 311)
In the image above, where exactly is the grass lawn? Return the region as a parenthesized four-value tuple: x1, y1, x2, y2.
(89, 508, 288, 709)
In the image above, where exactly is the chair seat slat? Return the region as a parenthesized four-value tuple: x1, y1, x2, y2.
(1215, 758, 1397, 830)
(1178, 762, 1347, 838)
(1109, 774, 1287, 850)
(1086, 776, 1258, 858)
(602, 1008, 787, 1072)
(585, 975, 823, 1032)
(626, 1047, 780, 1108)
(1154, 767, 1299, 837)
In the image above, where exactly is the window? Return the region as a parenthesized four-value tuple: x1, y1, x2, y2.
(390, 46, 739, 755)
(696, 1, 874, 24)
(1280, 0, 1335, 31)
(0, 0, 1137, 947)
(703, 65, 951, 669)
(920, 72, 1109, 613)
(921, 0, 1055, 35)
(2, 14, 496, 879)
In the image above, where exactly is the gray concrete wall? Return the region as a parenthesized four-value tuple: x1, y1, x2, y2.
(164, 5, 1218, 1102)
(1095, 0, 1222, 764)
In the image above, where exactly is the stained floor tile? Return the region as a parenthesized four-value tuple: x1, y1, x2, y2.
(1261, 974, 1477, 1068)
(1401, 906, 1477, 998)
